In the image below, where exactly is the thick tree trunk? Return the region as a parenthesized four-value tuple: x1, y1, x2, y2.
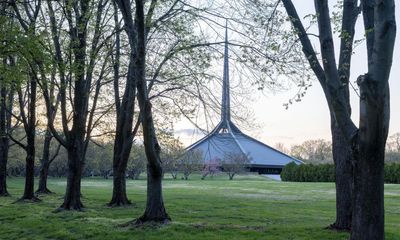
(21, 145, 36, 200)
(58, 145, 84, 211)
(36, 129, 53, 194)
(351, 76, 388, 239)
(109, 168, 131, 206)
(350, 1, 395, 238)
(135, 167, 170, 224)
(330, 120, 352, 231)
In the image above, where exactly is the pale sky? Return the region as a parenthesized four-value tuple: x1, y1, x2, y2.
(175, 1, 400, 149)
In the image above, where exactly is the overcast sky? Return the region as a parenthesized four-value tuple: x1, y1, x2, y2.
(175, 1, 400, 149)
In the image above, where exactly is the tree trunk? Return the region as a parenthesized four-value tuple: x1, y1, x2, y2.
(330, 120, 352, 230)
(109, 60, 136, 206)
(133, 0, 170, 224)
(58, 145, 84, 211)
(0, 134, 9, 196)
(229, 173, 235, 180)
(20, 76, 38, 201)
(135, 167, 170, 224)
(0, 87, 10, 197)
(350, 1, 395, 238)
(36, 129, 53, 194)
(109, 168, 131, 206)
(108, 0, 136, 207)
(21, 145, 36, 200)
(350, 75, 388, 239)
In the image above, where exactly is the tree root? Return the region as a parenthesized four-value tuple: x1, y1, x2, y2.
(326, 223, 351, 232)
(0, 192, 10, 197)
(53, 201, 85, 213)
(13, 196, 41, 203)
(35, 188, 54, 195)
(133, 214, 171, 226)
(107, 200, 133, 208)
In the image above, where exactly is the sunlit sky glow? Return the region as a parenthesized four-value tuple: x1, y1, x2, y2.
(175, 1, 400, 149)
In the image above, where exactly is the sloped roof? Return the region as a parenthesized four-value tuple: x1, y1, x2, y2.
(187, 128, 302, 167)
(185, 23, 301, 168)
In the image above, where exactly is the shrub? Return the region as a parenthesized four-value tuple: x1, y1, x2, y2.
(282, 163, 400, 183)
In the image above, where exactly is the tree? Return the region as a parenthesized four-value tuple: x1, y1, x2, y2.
(290, 139, 333, 164)
(281, 0, 396, 238)
(38, 0, 114, 211)
(201, 158, 221, 180)
(135, 0, 171, 223)
(108, 0, 138, 206)
(178, 149, 203, 180)
(127, 144, 147, 180)
(221, 152, 250, 180)
(36, 130, 61, 194)
(4, 0, 49, 201)
(113, 0, 171, 223)
(279, 0, 357, 230)
(0, 12, 15, 196)
(386, 133, 400, 162)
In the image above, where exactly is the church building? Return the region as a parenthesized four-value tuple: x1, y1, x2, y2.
(186, 25, 302, 174)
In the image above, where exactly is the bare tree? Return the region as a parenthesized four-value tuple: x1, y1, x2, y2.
(290, 139, 332, 164)
(179, 149, 203, 180)
(221, 152, 250, 180)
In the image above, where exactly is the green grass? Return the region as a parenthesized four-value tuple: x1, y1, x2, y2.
(1, 174, 399, 240)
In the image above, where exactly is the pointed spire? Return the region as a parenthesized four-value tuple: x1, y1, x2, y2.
(221, 20, 230, 123)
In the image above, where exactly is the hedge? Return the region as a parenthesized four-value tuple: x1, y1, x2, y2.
(281, 162, 400, 184)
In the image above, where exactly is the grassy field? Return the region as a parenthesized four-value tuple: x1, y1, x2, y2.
(1, 175, 399, 240)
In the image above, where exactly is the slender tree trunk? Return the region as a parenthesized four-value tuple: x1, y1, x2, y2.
(133, 0, 170, 224)
(330, 120, 352, 230)
(0, 86, 10, 197)
(20, 76, 38, 201)
(109, 50, 136, 206)
(36, 129, 53, 194)
(0, 140, 8, 196)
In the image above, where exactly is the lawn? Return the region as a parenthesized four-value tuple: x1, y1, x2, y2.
(1, 175, 399, 240)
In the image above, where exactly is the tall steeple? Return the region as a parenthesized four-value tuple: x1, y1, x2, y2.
(221, 21, 230, 123)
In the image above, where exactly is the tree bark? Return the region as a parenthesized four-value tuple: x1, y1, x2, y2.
(58, 144, 84, 211)
(0, 86, 10, 197)
(135, 167, 170, 224)
(36, 129, 53, 194)
(109, 2, 136, 206)
(282, 0, 356, 231)
(350, 74, 387, 239)
(350, 1, 396, 238)
(109, 169, 131, 206)
(134, 0, 170, 224)
(20, 75, 38, 201)
(330, 119, 352, 230)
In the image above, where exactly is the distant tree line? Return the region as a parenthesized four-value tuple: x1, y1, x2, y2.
(275, 133, 400, 165)
(6, 132, 249, 181)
